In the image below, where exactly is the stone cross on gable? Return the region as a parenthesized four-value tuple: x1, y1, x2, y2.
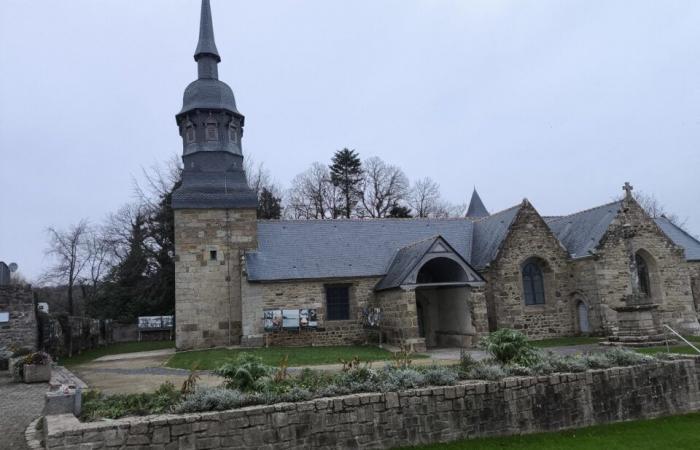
(623, 182, 634, 199)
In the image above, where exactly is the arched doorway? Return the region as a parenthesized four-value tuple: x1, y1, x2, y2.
(415, 257, 473, 347)
(577, 301, 590, 334)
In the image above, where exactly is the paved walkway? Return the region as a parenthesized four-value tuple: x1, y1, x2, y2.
(0, 372, 46, 450)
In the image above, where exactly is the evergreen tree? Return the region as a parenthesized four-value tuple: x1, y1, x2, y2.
(257, 187, 282, 219)
(388, 204, 412, 218)
(329, 148, 363, 218)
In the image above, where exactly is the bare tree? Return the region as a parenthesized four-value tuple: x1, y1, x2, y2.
(359, 157, 409, 218)
(79, 226, 113, 307)
(408, 177, 441, 218)
(631, 191, 686, 228)
(286, 163, 340, 219)
(43, 219, 91, 316)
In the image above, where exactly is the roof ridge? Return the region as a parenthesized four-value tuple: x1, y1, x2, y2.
(257, 217, 470, 224)
(547, 200, 622, 223)
(472, 204, 521, 223)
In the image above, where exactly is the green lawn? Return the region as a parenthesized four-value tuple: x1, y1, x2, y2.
(59, 340, 175, 367)
(636, 345, 700, 355)
(531, 336, 603, 348)
(402, 412, 700, 450)
(167, 345, 424, 370)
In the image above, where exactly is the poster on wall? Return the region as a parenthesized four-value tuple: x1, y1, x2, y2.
(299, 309, 318, 328)
(362, 307, 382, 329)
(282, 309, 300, 330)
(263, 309, 283, 332)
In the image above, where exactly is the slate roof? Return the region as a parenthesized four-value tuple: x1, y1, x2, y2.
(374, 237, 439, 291)
(466, 189, 490, 218)
(544, 201, 622, 259)
(245, 219, 473, 282)
(470, 205, 522, 269)
(245, 199, 699, 283)
(654, 217, 700, 261)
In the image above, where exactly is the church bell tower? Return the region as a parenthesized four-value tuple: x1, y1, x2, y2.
(172, 0, 258, 350)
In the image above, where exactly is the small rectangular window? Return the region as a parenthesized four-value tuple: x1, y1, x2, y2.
(209, 250, 217, 261)
(326, 285, 350, 321)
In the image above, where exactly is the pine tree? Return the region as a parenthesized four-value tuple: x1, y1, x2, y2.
(329, 148, 363, 218)
(257, 187, 282, 219)
(388, 204, 412, 218)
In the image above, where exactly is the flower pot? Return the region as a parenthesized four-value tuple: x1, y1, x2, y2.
(23, 363, 51, 383)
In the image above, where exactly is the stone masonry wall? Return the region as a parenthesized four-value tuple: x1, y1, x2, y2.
(241, 277, 380, 347)
(593, 199, 700, 335)
(569, 258, 606, 334)
(45, 359, 700, 450)
(485, 201, 575, 339)
(688, 261, 700, 315)
(375, 288, 421, 349)
(175, 208, 257, 350)
(0, 285, 38, 351)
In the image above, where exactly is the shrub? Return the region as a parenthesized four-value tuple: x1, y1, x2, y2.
(214, 353, 272, 391)
(480, 329, 537, 365)
(421, 366, 459, 386)
(582, 353, 613, 369)
(459, 350, 478, 373)
(380, 368, 425, 391)
(465, 363, 506, 381)
(603, 348, 654, 367)
(81, 382, 181, 421)
(505, 363, 534, 377)
(175, 387, 247, 414)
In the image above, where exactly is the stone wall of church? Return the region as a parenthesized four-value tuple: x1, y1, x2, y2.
(689, 262, 700, 315)
(592, 199, 700, 335)
(375, 288, 423, 350)
(485, 202, 575, 339)
(174, 208, 257, 350)
(241, 277, 380, 347)
(568, 258, 608, 335)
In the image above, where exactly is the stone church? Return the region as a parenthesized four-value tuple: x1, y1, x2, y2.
(172, 1, 700, 351)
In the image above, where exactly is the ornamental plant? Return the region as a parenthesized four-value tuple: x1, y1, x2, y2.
(214, 353, 272, 392)
(479, 329, 538, 365)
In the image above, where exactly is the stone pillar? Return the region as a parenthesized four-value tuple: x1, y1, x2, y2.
(467, 286, 489, 344)
(174, 208, 257, 350)
(240, 279, 264, 347)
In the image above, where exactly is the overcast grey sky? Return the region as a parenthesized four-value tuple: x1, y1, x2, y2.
(1, 0, 699, 281)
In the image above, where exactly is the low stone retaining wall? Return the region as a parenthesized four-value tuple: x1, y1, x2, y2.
(44, 358, 700, 449)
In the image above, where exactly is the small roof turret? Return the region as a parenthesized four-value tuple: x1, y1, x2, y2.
(466, 188, 490, 218)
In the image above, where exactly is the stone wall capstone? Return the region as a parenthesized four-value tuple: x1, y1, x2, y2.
(44, 359, 700, 450)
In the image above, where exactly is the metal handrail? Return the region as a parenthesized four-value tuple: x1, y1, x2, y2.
(663, 324, 700, 354)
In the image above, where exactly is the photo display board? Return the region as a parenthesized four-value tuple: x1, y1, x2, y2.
(138, 315, 174, 329)
(264, 308, 318, 331)
(362, 307, 382, 329)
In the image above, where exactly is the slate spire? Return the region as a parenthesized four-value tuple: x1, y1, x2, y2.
(195, 0, 220, 62)
(466, 188, 490, 218)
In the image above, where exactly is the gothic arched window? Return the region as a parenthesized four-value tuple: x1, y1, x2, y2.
(205, 117, 218, 142)
(636, 253, 651, 296)
(228, 121, 238, 144)
(522, 260, 545, 305)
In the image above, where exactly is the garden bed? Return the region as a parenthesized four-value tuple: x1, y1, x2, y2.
(81, 330, 670, 421)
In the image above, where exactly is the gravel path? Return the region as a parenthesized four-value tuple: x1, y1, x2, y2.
(0, 372, 46, 449)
